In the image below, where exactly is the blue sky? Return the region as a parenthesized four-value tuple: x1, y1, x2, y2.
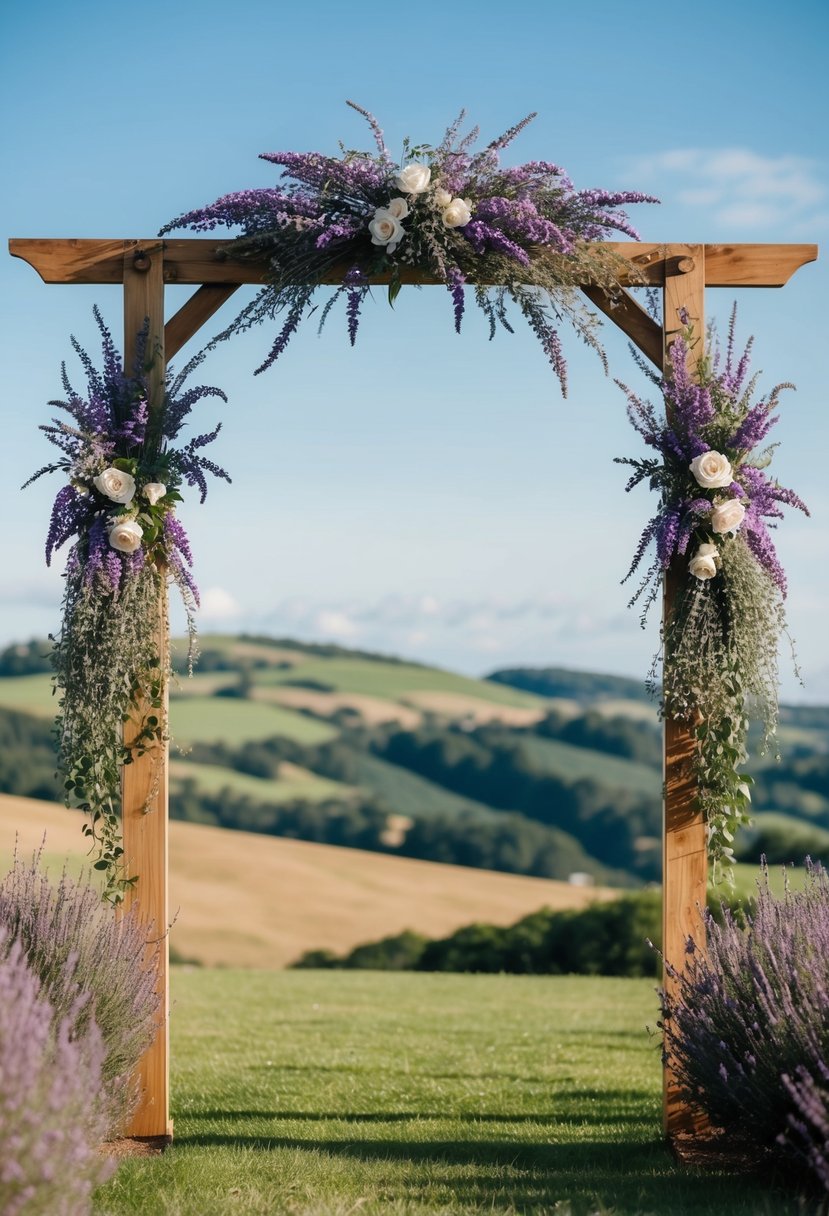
(1, 0, 827, 698)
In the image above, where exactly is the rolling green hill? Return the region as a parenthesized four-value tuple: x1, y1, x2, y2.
(2, 634, 828, 885)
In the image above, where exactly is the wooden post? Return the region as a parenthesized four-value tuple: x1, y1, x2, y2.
(121, 244, 172, 1141)
(662, 246, 709, 1138)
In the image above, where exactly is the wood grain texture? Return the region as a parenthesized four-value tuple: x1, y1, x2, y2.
(121, 246, 171, 1140)
(9, 237, 817, 288)
(662, 247, 709, 1140)
(581, 285, 662, 368)
(165, 284, 240, 359)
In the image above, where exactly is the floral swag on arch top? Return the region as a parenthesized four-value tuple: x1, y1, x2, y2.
(27, 103, 806, 893)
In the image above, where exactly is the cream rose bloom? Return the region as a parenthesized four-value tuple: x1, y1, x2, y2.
(386, 197, 409, 220)
(433, 187, 452, 208)
(142, 482, 167, 506)
(711, 498, 746, 534)
(689, 450, 733, 489)
(93, 466, 136, 504)
(689, 542, 720, 580)
(108, 519, 143, 554)
(394, 162, 431, 194)
(368, 208, 404, 251)
(442, 198, 473, 229)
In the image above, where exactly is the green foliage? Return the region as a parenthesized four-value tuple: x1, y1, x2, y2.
(292, 891, 662, 977)
(488, 664, 653, 704)
(0, 638, 53, 677)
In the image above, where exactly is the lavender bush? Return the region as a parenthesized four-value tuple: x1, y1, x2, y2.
(0, 850, 162, 1138)
(0, 930, 114, 1216)
(662, 861, 829, 1184)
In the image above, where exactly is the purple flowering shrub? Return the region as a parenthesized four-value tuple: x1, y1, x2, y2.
(662, 862, 829, 1183)
(0, 850, 161, 1138)
(617, 313, 808, 876)
(161, 101, 657, 395)
(0, 930, 114, 1216)
(24, 310, 230, 897)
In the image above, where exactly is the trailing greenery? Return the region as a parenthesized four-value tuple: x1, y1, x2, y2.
(292, 890, 662, 977)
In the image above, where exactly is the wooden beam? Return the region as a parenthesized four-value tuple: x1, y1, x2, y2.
(165, 283, 240, 360)
(9, 237, 818, 289)
(121, 245, 172, 1143)
(662, 245, 709, 1141)
(582, 285, 662, 368)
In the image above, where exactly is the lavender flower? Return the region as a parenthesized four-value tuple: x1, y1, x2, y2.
(159, 102, 657, 393)
(0, 848, 162, 1139)
(0, 929, 114, 1216)
(662, 861, 829, 1181)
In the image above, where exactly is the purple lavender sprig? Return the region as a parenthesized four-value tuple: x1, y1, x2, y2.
(159, 102, 657, 394)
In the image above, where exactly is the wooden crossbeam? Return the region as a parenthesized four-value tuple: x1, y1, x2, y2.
(10, 238, 817, 289)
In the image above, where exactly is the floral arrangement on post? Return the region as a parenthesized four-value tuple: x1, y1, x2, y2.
(24, 309, 230, 900)
(617, 310, 808, 877)
(160, 101, 656, 395)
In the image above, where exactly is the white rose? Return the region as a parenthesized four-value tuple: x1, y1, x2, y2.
(433, 187, 452, 208)
(368, 208, 404, 251)
(711, 498, 746, 534)
(394, 162, 431, 194)
(386, 197, 409, 220)
(689, 450, 733, 489)
(688, 542, 720, 581)
(93, 466, 136, 504)
(142, 482, 167, 506)
(108, 519, 143, 554)
(442, 198, 473, 229)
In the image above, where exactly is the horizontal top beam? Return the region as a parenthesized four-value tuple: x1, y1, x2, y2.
(9, 238, 817, 289)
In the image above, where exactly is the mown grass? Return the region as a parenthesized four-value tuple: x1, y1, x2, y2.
(97, 971, 802, 1215)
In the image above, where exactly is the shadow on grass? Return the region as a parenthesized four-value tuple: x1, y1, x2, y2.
(182, 1108, 658, 1128)
(169, 1131, 790, 1213)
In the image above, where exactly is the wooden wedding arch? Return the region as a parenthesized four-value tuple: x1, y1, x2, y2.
(9, 235, 817, 1144)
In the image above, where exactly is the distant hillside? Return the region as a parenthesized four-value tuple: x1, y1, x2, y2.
(0, 794, 616, 969)
(487, 665, 654, 707)
(2, 634, 828, 884)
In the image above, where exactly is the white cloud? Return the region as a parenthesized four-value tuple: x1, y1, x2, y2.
(199, 586, 242, 622)
(314, 609, 359, 639)
(627, 147, 827, 232)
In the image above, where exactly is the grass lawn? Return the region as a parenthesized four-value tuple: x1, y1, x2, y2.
(98, 971, 801, 1215)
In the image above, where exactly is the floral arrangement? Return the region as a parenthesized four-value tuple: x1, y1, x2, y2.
(617, 310, 808, 876)
(24, 309, 230, 899)
(160, 101, 656, 395)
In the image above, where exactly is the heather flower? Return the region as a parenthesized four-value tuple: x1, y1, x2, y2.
(160, 102, 656, 395)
